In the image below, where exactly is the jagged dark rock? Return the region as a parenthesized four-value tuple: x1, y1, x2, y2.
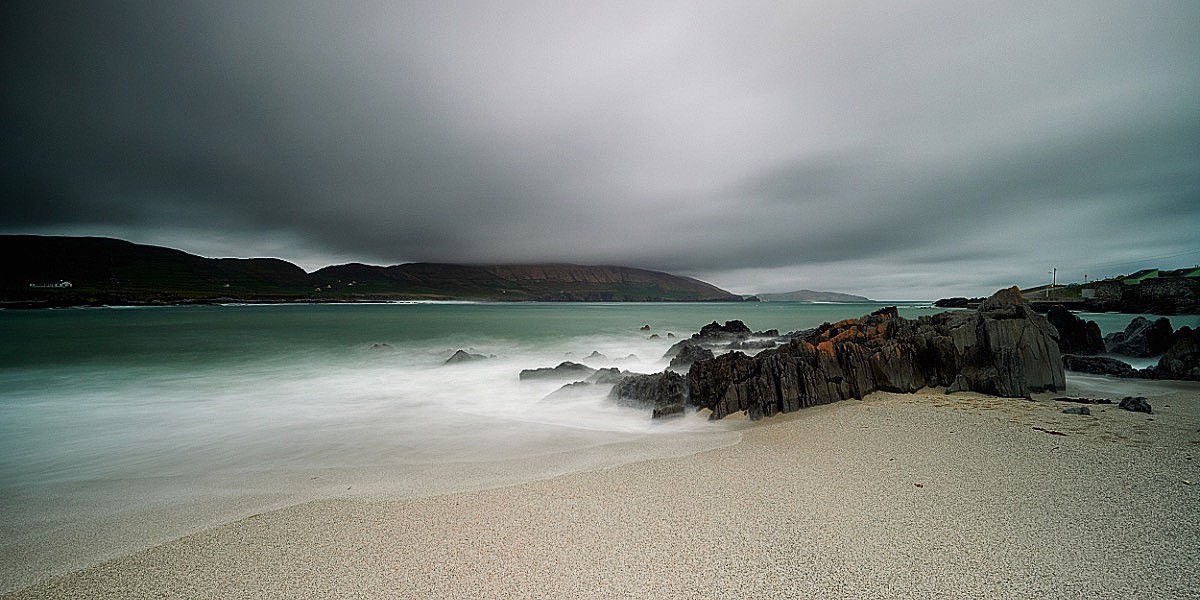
(1061, 355, 1139, 377)
(663, 320, 780, 360)
(587, 367, 627, 384)
(1045, 305, 1105, 355)
(688, 287, 1065, 420)
(1104, 316, 1174, 357)
(699, 320, 751, 338)
(1145, 327, 1200, 381)
(584, 350, 609, 363)
(668, 343, 715, 371)
(728, 338, 780, 351)
(519, 361, 597, 381)
(1118, 396, 1152, 414)
(609, 371, 687, 416)
(933, 297, 981, 309)
(445, 349, 488, 364)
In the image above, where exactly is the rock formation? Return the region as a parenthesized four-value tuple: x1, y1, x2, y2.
(663, 320, 782, 360)
(1145, 327, 1200, 381)
(1118, 396, 1152, 414)
(519, 361, 596, 381)
(688, 287, 1064, 420)
(445, 349, 488, 364)
(1061, 355, 1138, 377)
(1045, 305, 1104, 355)
(609, 371, 688, 418)
(1104, 316, 1174, 357)
(668, 343, 714, 371)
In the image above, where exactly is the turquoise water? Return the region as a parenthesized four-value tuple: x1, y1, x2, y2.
(2, 301, 1190, 489)
(0, 301, 1194, 591)
(0, 300, 935, 591)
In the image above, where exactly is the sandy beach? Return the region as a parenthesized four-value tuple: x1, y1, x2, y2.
(6, 375, 1199, 599)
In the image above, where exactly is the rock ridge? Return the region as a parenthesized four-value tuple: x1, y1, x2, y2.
(688, 287, 1065, 420)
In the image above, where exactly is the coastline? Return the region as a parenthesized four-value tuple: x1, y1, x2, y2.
(6, 376, 1198, 599)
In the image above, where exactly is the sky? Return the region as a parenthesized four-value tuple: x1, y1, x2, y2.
(2, 1, 1198, 300)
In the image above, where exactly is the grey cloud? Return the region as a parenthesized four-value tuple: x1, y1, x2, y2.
(2, 1, 1198, 299)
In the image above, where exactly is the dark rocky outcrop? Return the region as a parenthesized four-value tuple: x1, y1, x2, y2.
(1045, 305, 1104, 355)
(663, 320, 782, 361)
(519, 361, 596, 381)
(699, 320, 752, 338)
(1062, 406, 1091, 415)
(587, 367, 627, 384)
(668, 343, 715, 371)
(1118, 396, 1152, 414)
(933, 297, 981, 309)
(1145, 327, 1200, 381)
(1061, 355, 1138, 378)
(445, 349, 488, 364)
(1104, 317, 1174, 357)
(609, 371, 688, 417)
(688, 287, 1064, 420)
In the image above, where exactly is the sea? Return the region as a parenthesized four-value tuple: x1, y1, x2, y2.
(1, 301, 1197, 591)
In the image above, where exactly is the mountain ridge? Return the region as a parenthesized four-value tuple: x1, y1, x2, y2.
(756, 289, 871, 302)
(0, 235, 743, 307)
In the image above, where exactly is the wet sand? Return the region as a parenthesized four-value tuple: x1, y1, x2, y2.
(6, 375, 1199, 599)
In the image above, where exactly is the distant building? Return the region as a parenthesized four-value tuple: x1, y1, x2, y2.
(1163, 267, 1200, 279)
(1121, 269, 1159, 285)
(28, 280, 73, 288)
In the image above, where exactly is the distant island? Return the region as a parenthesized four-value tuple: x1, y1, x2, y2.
(756, 290, 871, 302)
(0, 235, 744, 308)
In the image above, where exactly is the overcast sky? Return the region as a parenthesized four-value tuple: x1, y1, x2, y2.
(2, 1, 1197, 299)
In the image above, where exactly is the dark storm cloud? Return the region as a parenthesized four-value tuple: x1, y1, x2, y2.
(2, 1, 1198, 298)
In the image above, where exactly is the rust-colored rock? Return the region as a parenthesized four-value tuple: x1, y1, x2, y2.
(688, 287, 1065, 420)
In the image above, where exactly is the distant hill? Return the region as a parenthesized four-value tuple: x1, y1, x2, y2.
(0, 235, 743, 307)
(757, 289, 871, 302)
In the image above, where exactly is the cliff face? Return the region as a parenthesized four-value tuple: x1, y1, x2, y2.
(688, 287, 1064, 420)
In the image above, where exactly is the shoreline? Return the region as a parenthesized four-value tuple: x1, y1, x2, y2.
(6, 376, 1198, 599)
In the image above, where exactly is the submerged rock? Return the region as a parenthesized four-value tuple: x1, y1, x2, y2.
(445, 349, 488, 364)
(663, 319, 782, 361)
(689, 287, 1065, 420)
(587, 367, 626, 384)
(519, 361, 597, 381)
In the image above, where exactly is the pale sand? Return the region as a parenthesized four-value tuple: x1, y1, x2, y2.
(6, 379, 1199, 599)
